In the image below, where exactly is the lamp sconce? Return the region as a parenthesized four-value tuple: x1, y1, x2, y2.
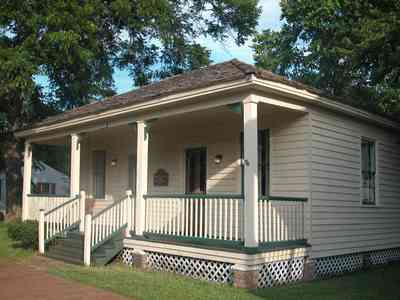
(111, 159, 118, 167)
(214, 154, 223, 165)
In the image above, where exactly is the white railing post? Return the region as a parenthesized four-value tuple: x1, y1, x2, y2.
(126, 190, 133, 237)
(84, 214, 92, 266)
(135, 121, 148, 236)
(79, 190, 86, 233)
(22, 141, 32, 221)
(39, 209, 45, 254)
(70, 133, 81, 197)
(243, 98, 259, 248)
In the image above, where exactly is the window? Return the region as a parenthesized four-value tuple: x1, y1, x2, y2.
(361, 138, 376, 205)
(35, 182, 56, 195)
(258, 130, 270, 196)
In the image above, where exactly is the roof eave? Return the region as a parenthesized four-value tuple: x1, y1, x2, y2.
(252, 76, 400, 132)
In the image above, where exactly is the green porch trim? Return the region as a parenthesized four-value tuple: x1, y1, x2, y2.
(227, 102, 242, 114)
(144, 194, 307, 202)
(27, 194, 71, 198)
(144, 194, 244, 199)
(259, 195, 308, 202)
(134, 232, 309, 254)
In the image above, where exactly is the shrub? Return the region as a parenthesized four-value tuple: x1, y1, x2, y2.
(7, 219, 38, 250)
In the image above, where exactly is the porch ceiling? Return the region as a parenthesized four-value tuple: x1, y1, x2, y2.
(149, 101, 307, 132)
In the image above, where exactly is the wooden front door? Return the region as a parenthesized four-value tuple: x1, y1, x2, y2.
(93, 150, 106, 199)
(185, 147, 207, 194)
(185, 147, 207, 236)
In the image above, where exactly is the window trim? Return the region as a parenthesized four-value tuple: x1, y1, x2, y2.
(360, 137, 379, 207)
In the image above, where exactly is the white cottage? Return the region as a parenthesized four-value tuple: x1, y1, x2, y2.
(15, 60, 400, 288)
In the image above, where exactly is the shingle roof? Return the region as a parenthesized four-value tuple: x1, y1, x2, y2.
(16, 59, 393, 132)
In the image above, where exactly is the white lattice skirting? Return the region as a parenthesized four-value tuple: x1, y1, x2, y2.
(119, 247, 400, 287)
(119, 248, 233, 283)
(257, 257, 305, 288)
(315, 247, 400, 279)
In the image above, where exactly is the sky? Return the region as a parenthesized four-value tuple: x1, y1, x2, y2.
(37, 0, 282, 95)
(110, 0, 282, 94)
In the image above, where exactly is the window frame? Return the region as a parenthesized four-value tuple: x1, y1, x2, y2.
(360, 137, 379, 207)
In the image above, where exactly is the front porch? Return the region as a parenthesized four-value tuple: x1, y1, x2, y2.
(22, 93, 311, 287)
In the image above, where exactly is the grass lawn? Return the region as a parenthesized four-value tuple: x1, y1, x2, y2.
(49, 262, 400, 300)
(1, 220, 399, 299)
(0, 222, 33, 262)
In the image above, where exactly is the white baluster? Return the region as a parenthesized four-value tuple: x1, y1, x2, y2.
(223, 198, 227, 240)
(218, 199, 222, 239)
(185, 198, 189, 236)
(234, 199, 238, 241)
(199, 198, 203, 238)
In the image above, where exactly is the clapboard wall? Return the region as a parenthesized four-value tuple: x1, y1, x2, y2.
(309, 105, 400, 258)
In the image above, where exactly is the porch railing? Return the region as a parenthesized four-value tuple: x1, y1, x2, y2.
(27, 194, 72, 220)
(144, 194, 244, 241)
(258, 196, 306, 243)
(38, 193, 85, 254)
(84, 190, 134, 265)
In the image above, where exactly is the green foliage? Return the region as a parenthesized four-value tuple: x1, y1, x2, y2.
(253, 0, 400, 121)
(0, 1, 260, 211)
(0, 0, 261, 174)
(0, 222, 33, 260)
(7, 219, 38, 250)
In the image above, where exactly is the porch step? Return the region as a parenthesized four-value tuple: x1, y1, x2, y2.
(46, 226, 125, 266)
(46, 228, 84, 265)
(91, 229, 125, 266)
(46, 252, 83, 265)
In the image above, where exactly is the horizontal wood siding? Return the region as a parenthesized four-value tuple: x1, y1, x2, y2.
(265, 113, 311, 241)
(310, 106, 400, 258)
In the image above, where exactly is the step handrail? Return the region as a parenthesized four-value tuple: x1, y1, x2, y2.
(44, 196, 79, 216)
(39, 192, 86, 254)
(84, 190, 134, 266)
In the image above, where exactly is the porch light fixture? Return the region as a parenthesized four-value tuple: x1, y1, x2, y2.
(111, 159, 118, 167)
(214, 154, 223, 165)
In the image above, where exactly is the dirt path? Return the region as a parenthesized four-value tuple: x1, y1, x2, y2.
(0, 259, 130, 300)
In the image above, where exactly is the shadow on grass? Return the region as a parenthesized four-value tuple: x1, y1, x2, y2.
(249, 262, 400, 300)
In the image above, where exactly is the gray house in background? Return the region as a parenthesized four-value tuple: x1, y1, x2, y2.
(32, 162, 70, 196)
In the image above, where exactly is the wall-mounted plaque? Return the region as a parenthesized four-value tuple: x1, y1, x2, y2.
(153, 169, 169, 187)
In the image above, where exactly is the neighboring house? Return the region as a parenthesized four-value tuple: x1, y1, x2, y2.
(25, 161, 70, 220)
(0, 171, 6, 218)
(15, 60, 400, 288)
(32, 161, 70, 196)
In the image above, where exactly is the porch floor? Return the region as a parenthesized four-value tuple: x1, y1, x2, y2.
(128, 232, 309, 255)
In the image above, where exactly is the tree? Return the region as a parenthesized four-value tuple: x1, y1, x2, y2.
(0, 0, 261, 213)
(253, 0, 400, 120)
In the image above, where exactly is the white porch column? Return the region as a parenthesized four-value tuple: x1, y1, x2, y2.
(70, 133, 81, 197)
(22, 141, 32, 221)
(135, 121, 148, 235)
(243, 98, 259, 247)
